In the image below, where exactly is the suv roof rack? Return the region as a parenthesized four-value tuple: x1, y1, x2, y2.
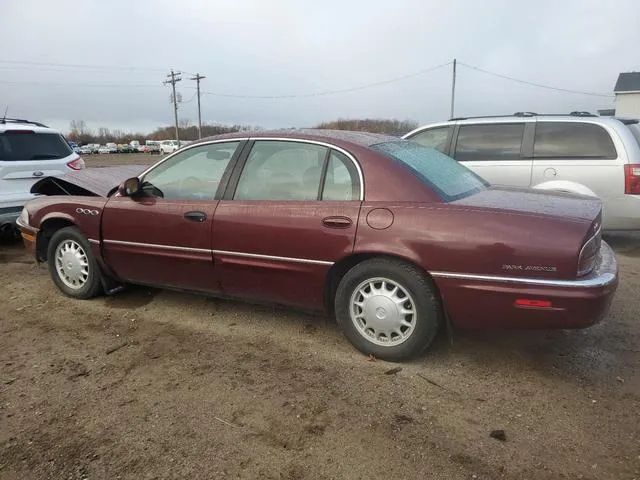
(0, 117, 49, 128)
(449, 111, 597, 121)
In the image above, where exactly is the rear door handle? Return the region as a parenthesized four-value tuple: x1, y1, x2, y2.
(184, 211, 207, 222)
(322, 216, 352, 229)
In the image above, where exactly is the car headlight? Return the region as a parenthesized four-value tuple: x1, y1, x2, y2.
(17, 207, 29, 226)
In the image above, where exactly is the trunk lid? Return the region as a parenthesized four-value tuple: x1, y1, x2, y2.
(454, 186, 602, 223)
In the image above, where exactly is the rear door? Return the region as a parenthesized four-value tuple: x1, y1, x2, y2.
(451, 122, 532, 187)
(0, 130, 76, 208)
(212, 139, 362, 309)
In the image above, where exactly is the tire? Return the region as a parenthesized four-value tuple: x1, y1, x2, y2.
(47, 226, 103, 299)
(334, 258, 442, 361)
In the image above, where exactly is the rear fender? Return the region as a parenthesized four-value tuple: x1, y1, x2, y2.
(533, 180, 598, 197)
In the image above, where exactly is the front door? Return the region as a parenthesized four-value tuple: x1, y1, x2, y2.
(213, 140, 362, 309)
(101, 140, 242, 293)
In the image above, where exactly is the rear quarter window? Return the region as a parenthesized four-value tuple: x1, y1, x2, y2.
(0, 131, 73, 161)
(534, 122, 617, 159)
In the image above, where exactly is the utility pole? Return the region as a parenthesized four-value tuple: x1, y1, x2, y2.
(450, 58, 457, 119)
(164, 70, 182, 146)
(190, 73, 206, 139)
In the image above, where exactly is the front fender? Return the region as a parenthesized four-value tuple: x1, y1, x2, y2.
(532, 180, 598, 198)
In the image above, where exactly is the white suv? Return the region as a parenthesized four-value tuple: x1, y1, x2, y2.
(404, 112, 640, 230)
(0, 118, 85, 230)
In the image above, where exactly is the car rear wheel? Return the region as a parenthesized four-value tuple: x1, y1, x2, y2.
(47, 226, 103, 299)
(335, 258, 442, 361)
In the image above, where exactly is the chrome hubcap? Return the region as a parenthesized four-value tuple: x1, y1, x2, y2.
(55, 240, 89, 289)
(349, 277, 417, 346)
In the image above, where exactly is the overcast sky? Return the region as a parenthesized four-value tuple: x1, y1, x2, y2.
(1, 0, 639, 134)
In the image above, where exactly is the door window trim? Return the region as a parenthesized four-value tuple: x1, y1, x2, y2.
(136, 138, 249, 200)
(222, 137, 364, 201)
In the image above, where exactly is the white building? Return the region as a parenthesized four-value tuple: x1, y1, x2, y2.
(614, 72, 640, 117)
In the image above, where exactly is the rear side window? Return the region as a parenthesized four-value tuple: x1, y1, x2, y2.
(454, 123, 524, 161)
(322, 150, 360, 201)
(407, 127, 451, 153)
(0, 131, 73, 161)
(534, 122, 617, 159)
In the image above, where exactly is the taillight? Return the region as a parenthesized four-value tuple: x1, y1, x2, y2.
(624, 164, 640, 194)
(577, 228, 601, 276)
(67, 156, 85, 170)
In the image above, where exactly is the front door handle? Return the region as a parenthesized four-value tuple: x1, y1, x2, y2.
(184, 211, 207, 222)
(322, 216, 352, 229)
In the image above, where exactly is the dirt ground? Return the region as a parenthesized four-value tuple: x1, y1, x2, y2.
(1, 159, 639, 479)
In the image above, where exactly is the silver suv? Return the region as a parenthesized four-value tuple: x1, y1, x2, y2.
(0, 118, 85, 231)
(403, 112, 640, 230)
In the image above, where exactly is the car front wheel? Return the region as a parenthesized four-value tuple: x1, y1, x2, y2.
(47, 226, 103, 299)
(335, 258, 442, 361)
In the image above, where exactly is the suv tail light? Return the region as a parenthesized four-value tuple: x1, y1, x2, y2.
(624, 164, 640, 194)
(577, 224, 602, 276)
(67, 156, 85, 170)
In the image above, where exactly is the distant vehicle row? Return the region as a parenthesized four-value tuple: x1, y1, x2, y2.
(71, 140, 193, 155)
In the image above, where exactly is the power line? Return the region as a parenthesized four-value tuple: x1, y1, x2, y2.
(200, 61, 453, 99)
(0, 80, 164, 88)
(0, 59, 169, 73)
(457, 61, 614, 98)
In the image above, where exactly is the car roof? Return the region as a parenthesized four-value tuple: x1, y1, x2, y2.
(404, 114, 634, 137)
(0, 119, 59, 134)
(195, 129, 401, 149)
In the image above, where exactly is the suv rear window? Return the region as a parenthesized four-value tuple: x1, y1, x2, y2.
(0, 131, 73, 161)
(534, 122, 616, 159)
(454, 123, 524, 161)
(371, 141, 488, 201)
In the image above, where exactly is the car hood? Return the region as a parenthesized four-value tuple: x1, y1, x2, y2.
(454, 186, 602, 222)
(30, 165, 147, 197)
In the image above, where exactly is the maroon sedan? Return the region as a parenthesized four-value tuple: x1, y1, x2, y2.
(16, 130, 618, 360)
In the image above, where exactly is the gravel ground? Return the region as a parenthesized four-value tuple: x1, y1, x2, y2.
(83, 153, 162, 168)
(0, 164, 639, 478)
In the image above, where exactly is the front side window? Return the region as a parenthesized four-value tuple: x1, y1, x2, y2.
(534, 122, 617, 159)
(454, 123, 524, 161)
(0, 132, 73, 161)
(141, 141, 239, 200)
(407, 127, 451, 153)
(372, 141, 488, 201)
(234, 141, 328, 201)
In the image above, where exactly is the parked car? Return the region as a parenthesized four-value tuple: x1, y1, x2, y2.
(403, 112, 640, 230)
(67, 140, 81, 154)
(117, 144, 132, 154)
(79, 145, 93, 155)
(16, 130, 617, 360)
(160, 139, 180, 154)
(145, 141, 161, 154)
(129, 140, 141, 151)
(105, 143, 118, 154)
(97, 145, 111, 154)
(0, 117, 85, 230)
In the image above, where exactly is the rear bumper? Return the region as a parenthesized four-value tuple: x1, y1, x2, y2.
(434, 241, 618, 329)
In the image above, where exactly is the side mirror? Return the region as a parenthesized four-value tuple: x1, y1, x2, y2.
(118, 177, 141, 197)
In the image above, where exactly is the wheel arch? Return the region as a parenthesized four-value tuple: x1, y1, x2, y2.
(36, 216, 76, 261)
(532, 180, 598, 197)
(324, 251, 442, 315)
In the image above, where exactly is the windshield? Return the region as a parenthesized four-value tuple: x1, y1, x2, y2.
(371, 141, 488, 201)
